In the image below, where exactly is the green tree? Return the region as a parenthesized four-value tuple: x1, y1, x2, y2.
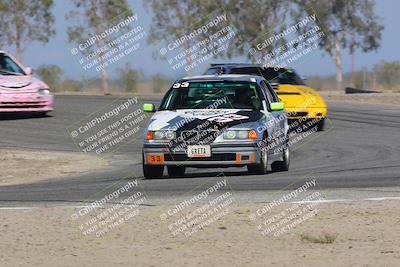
(0, 2, 7, 47)
(147, 0, 382, 90)
(62, 79, 83, 92)
(307, 76, 324, 91)
(350, 70, 365, 88)
(293, 0, 383, 90)
(151, 74, 169, 94)
(145, 0, 218, 73)
(36, 64, 64, 92)
(226, 0, 290, 62)
(0, 0, 55, 60)
(66, 0, 134, 95)
(116, 63, 142, 92)
(345, 0, 383, 78)
(145, 0, 290, 67)
(374, 61, 400, 87)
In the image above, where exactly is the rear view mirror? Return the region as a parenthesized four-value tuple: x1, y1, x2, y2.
(270, 102, 284, 111)
(143, 103, 155, 112)
(25, 67, 33, 75)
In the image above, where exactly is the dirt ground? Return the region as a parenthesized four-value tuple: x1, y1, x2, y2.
(320, 92, 400, 106)
(0, 149, 107, 185)
(1, 200, 399, 267)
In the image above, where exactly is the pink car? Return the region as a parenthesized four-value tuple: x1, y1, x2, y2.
(0, 51, 54, 115)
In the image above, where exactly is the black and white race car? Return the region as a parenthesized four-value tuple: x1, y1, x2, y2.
(142, 75, 289, 178)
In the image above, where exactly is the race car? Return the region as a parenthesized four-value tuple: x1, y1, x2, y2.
(205, 64, 327, 131)
(142, 74, 290, 179)
(0, 51, 54, 115)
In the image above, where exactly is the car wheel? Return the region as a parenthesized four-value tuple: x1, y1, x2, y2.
(35, 112, 47, 117)
(142, 154, 164, 179)
(271, 140, 290, 172)
(316, 118, 325, 131)
(247, 140, 268, 175)
(143, 164, 164, 179)
(167, 166, 186, 177)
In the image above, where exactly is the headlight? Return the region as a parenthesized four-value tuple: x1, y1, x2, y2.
(237, 130, 249, 139)
(148, 131, 176, 140)
(38, 89, 50, 95)
(224, 130, 237, 139)
(223, 130, 258, 140)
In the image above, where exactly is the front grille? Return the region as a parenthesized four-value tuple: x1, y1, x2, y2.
(0, 101, 47, 109)
(164, 153, 236, 162)
(179, 129, 220, 145)
(289, 112, 308, 117)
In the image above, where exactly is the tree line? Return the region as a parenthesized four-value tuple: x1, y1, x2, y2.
(0, 0, 385, 93)
(308, 61, 400, 92)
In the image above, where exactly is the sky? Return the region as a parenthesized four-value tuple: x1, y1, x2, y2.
(5, 0, 400, 80)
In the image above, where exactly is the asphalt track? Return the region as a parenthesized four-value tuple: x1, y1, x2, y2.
(0, 95, 399, 206)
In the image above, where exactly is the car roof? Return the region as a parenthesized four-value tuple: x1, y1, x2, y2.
(178, 74, 265, 83)
(209, 63, 289, 71)
(210, 63, 262, 67)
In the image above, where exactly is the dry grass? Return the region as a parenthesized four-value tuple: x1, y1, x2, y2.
(300, 233, 337, 244)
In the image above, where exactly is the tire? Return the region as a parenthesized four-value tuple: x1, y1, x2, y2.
(143, 164, 164, 179)
(316, 118, 325, 131)
(247, 138, 268, 175)
(35, 112, 47, 117)
(271, 141, 290, 172)
(142, 153, 164, 179)
(167, 166, 186, 177)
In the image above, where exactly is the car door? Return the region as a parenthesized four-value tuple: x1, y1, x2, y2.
(261, 81, 286, 156)
(266, 81, 287, 131)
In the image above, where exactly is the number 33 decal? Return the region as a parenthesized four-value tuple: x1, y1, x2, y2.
(173, 82, 189, 88)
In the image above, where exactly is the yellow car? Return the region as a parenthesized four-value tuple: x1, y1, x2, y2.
(205, 64, 328, 131)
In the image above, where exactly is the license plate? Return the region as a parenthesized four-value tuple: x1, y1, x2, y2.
(187, 145, 211, 158)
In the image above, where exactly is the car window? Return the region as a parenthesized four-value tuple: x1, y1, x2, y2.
(204, 67, 224, 75)
(230, 67, 263, 77)
(261, 81, 275, 104)
(159, 81, 263, 110)
(264, 81, 280, 102)
(0, 54, 24, 75)
(259, 82, 270, 104)
(261, 68, 305, 85)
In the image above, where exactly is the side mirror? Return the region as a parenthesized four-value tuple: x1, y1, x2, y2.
(25, 67, 33, 75)
(270, 102, 284, 111)
(143, 103, 155, 112)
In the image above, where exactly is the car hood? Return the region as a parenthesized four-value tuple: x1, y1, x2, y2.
(148, 109, 264, 131)
(275, 84, 325, 108)
(0, 75, 48, 93)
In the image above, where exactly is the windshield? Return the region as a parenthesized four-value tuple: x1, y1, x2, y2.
(259, 68, 304, 85)
(159, 81, 262, 110)
(205, 67, 224, 75)
(214, 66, 305, 85)
(0, 53, 25, 75)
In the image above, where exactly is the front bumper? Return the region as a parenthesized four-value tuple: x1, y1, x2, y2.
(143, 142, 261, 167)
(0, 94, 54, 113)
(285, 107, 327, 119)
